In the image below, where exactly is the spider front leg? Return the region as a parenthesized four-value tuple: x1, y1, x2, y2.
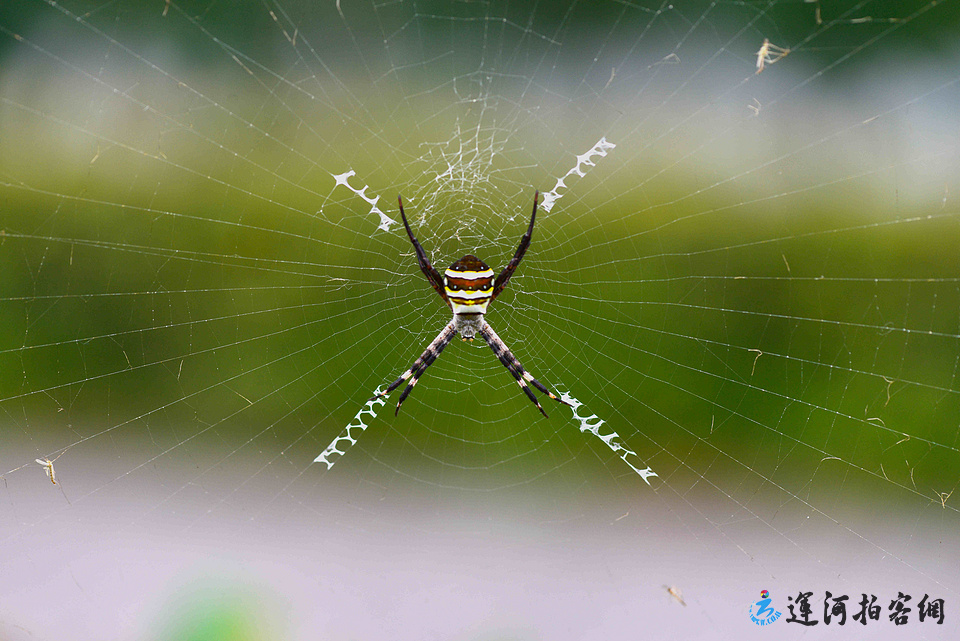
(479, 322, 570, 418)
(372, 320, 458, 415)
(399, 196, 450, 309)
(492, 190, 539, 301)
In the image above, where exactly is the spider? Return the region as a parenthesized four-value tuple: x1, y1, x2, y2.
(373, 191, 571, 417)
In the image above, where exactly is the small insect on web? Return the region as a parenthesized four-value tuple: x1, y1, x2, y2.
(756, 38, 790, 74)
(664, 585, 687, 607)
(34, 452, 72, 503)
(36, 454, 63, 485)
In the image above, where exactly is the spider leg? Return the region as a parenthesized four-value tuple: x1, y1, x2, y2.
(491, 190, 538, 301)
(372, 320, 458, 415)
(399, 196, 450, 309)
(479, 322, 570, 418)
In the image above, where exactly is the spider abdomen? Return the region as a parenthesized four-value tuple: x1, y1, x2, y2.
(445, 255, 494, 315)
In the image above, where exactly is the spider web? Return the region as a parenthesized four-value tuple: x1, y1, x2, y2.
(1, 0, 959, 638)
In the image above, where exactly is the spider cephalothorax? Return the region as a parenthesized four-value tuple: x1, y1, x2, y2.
(372, 191, 570, 417)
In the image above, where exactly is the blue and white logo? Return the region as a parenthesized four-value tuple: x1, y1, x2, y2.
(749, 589, 782, 626)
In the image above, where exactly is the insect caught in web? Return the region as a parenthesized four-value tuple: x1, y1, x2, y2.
(755, 38, 790, 74)
(664, 584, 687, 607)
(372, 191, 571, 418)
(35, 452, 65, 485)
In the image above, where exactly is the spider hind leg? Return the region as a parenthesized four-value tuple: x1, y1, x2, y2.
(371, 320, 458, 415)
(522, 371, 570, 406)
(479, 322, 570, 418)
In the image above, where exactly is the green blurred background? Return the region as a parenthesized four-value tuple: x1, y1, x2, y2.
(1, 0, 959, 638)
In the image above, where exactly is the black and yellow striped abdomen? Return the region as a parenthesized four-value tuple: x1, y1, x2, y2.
(444, 255, 494, 315)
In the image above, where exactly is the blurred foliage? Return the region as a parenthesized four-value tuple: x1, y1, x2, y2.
(152, 581, 283, 641)
(1, 0, 958, 494)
